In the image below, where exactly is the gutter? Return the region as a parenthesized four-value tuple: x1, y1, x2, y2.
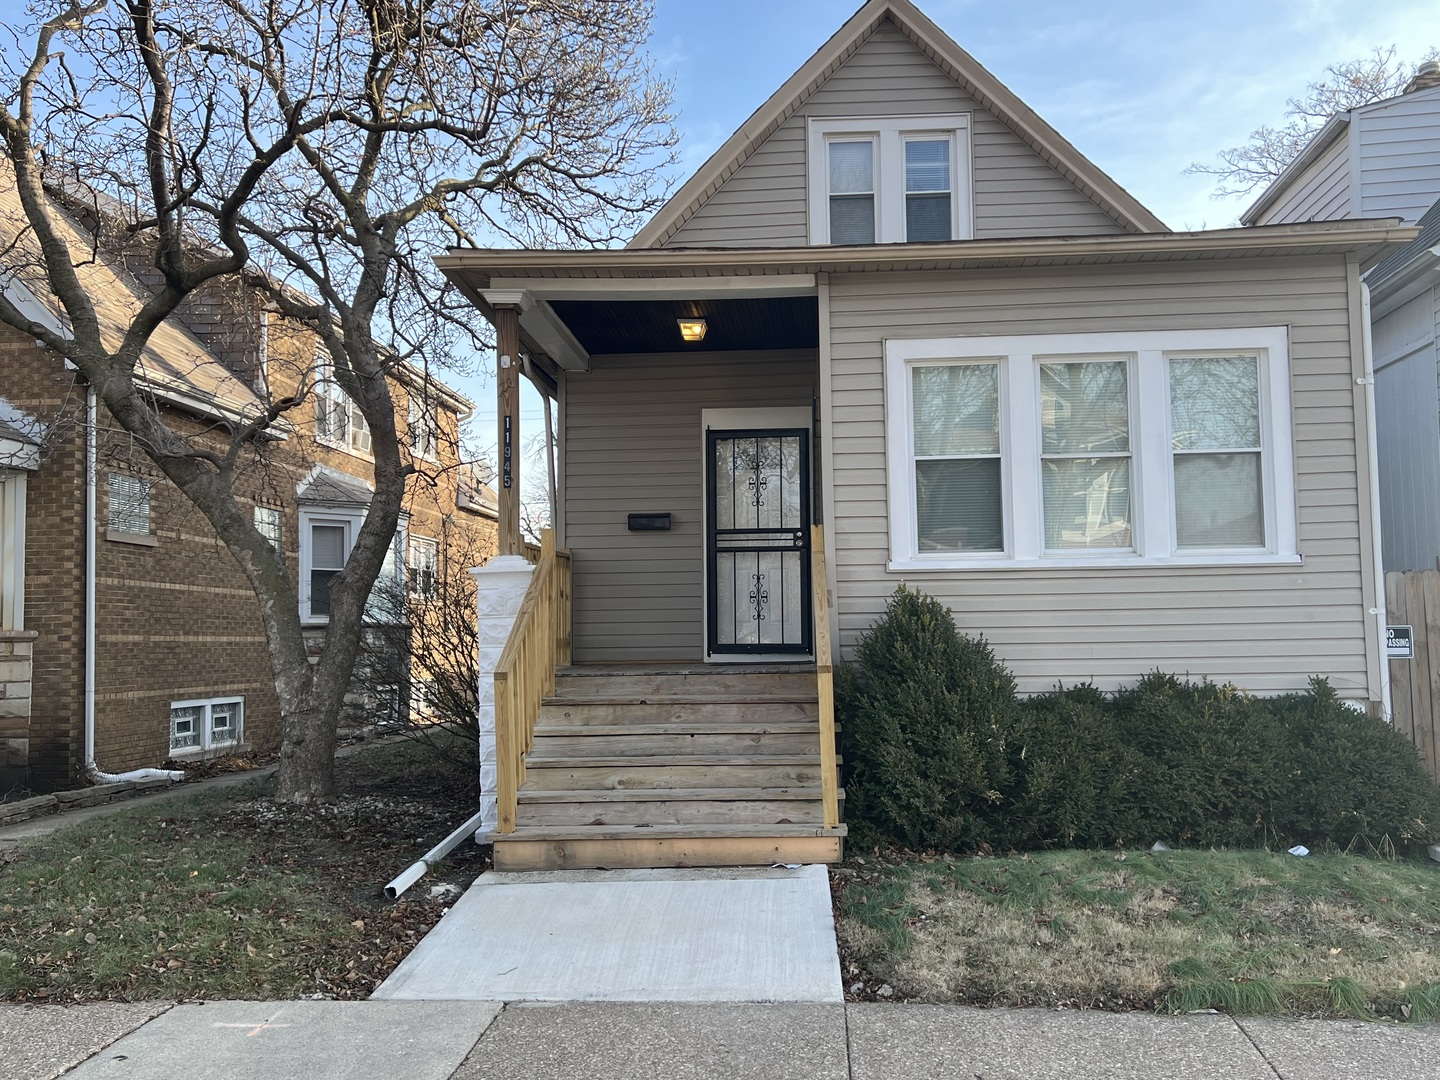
(438, 219, 1418, 280)
(83, 385, 184, 785)
(1358, 284, 1393, 722)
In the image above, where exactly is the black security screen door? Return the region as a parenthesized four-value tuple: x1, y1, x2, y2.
(706, 429, 812, 655)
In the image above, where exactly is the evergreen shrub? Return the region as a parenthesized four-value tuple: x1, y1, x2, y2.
(838, 586, 1440, 855)
(837, 586, 1014, 851)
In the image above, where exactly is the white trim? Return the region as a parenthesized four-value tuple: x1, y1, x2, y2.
(488, 275, 818, 299)
(298, 507, 359, 623)
(807, 114, 973, 245)
(699, 407, 815, 664)
(168, 695, 245, 755)
(0, 473, 26, 630)
(884, 327, 1297, 571)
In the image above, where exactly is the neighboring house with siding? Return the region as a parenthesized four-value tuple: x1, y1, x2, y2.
(435, 0, 1413, 870)
(0, 167, 496, 793)
(1241, 62, 1440, 573)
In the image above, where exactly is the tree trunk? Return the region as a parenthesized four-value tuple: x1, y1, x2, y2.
(276, 700, 340, 802)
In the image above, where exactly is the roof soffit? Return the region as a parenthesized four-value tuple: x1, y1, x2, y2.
(629, 0, 1167, 249)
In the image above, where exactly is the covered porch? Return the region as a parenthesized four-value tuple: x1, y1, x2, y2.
(439, 255, 844, 869)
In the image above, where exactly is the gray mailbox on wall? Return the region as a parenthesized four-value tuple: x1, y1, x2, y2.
(628, 513, 672, 531)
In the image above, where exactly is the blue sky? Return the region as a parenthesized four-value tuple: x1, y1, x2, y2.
(466, 0, 1440, 467)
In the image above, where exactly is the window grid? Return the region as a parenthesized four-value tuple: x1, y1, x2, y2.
(409, 397, 439, 461)
(910, 361, 1004, 553)
(904, 137, 953, 242)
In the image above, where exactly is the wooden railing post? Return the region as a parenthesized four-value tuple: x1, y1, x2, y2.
(811, 524, 840, 828)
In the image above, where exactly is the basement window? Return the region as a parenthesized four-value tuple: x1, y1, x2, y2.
(169, 697, 244, 754)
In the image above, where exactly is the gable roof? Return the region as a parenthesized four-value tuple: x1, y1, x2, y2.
(0, 165, 265, 425)
(629, 0, 1167, 249)
(1242, 83, 1440, 227)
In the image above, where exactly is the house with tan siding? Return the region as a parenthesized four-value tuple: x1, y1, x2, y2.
(438, 0, 1415, 871)
(0, 167, 496, 793)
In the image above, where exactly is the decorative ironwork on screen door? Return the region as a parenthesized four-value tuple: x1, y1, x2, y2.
(706, 429, 812, 655)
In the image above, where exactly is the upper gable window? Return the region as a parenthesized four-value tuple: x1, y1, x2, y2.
(809, 115, 971, 245)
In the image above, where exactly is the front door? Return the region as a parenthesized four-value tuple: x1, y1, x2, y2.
(706, 429, 812, 656)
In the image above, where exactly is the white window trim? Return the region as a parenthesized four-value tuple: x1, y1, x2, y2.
(313, 350, 374, 459)
(408, 397, 439, 463)
(407, 534, 439, 598)
(808, 114, 973, 245)
(884, 327, 1298, 571)
(299, 507, 360, 623)
(298, 505, 408, 623)
(169, 696, 244, 755)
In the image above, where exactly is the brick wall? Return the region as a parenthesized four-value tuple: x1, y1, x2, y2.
(2, 313, 497, 790)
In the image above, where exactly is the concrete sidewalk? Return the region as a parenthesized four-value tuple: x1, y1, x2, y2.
(7, 1000, 1440, 1080)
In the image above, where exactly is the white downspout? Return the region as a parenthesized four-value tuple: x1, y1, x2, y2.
(383, 808, 488, 899)
(84, 385, 183, 784)
(1359, 283, 1393, 722)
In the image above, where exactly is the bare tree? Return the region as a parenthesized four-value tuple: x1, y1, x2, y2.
(0, 0, 675, 801)
(1189, 46, 1439, 200)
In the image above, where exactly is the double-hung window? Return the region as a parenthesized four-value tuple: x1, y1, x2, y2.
(809, 116, 971, 245)
(885, 327, 1296, 570)
(298, 506, 407, 623)
(407, 536, 439, 599)
(408, 397, 439, 461)
(314, 351, 373, 456)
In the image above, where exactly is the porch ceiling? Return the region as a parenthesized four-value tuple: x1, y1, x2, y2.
(547, 296, 819, 355)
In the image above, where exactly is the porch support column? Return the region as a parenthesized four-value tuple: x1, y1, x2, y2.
(483, 290, 533, 557)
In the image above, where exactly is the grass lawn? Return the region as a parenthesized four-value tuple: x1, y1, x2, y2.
(834, 848, 1440, 1020)
(0, 739, 488, 1003)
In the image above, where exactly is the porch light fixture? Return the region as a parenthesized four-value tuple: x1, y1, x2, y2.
(677, 318, 707, 343)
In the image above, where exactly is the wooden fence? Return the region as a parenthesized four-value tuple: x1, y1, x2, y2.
(1384, 569, 1440, 780)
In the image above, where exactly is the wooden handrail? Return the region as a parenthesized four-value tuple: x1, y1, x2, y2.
(492, 528, 572, 834)
(811, 524, 840, 828)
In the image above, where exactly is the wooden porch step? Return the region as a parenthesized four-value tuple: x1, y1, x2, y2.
(519, 786, 834, 803)
(516, 785, 843, 827)
(553, 669, 818, 698)
(490, 825, 847, 871)
(539, 699, 821, 725)
(531, 729, 819, 758)
(521, 756, 830, 791)
(532, 722, 823, 743)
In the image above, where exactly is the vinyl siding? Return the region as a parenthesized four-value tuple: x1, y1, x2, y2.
(1374, 287, 1440, 571)
(1356, 88, 1440, 224)
(1254, 135, 1352, 225)
(826, 256, 1372, 697)
(664, 23, 1124, 248)
(562, 351, 817, 661)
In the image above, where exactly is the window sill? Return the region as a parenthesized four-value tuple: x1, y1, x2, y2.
(314, 435, 374, 462)
(887, 552, 1304, 572)
(168, 740, 249, 761)
(105, 529, 158, 547)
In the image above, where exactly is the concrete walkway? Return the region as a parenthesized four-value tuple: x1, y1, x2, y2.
(372, 866, 843, 1003)
(8, 1000, 1440, 1080)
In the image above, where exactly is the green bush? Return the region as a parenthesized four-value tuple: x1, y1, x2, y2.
(1005, 683, 1145, 849)
(1269, 678, 1440, 850)
(837, 585, 1440, 856)
(1108, 673, 1292, 849)
(837, 586, 1015, 851)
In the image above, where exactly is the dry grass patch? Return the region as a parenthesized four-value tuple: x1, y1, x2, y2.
(0, 739, 489, 1002)
(835, 849, 1440, 1020)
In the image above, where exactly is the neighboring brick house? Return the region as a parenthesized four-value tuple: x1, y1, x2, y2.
(0, 171, 496, 793)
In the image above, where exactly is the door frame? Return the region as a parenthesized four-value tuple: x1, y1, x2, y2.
(699, 407, 815, 663)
